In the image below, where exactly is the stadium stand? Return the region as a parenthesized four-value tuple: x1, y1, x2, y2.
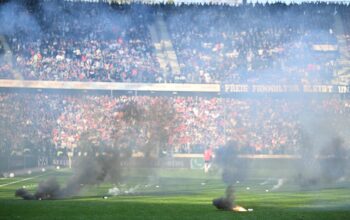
(0, 2, 349, 84)
(1, 1, 350, 163)
(1, 2, 162, 82)
(1, 92, 350, 157)
(165, 4, 340, 84)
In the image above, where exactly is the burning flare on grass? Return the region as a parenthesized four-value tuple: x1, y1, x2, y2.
(212, 185, 248, 212)
(212, 141, 249, 212)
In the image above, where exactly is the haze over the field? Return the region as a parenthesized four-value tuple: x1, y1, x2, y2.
(296, 109, 350, 186)
(1, 0, 347, 205)
(15, 99, 175, 200)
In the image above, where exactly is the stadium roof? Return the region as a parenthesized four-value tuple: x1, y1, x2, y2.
(61, 0, 350, 5)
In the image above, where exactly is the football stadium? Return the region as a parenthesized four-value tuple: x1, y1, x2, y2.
(0, 0, 350, 219)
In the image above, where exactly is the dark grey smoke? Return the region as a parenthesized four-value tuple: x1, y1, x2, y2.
(15, 178, 60, 200)
(215, 141, 247, 185)
(212, 185, 235, 211)
(213, 141, 248, 210)
(319, 137, 348, 181)
(33, 177, 61, 200)
(15, 99, 174, 200)
(297, 131, 349, 187)
(15, 101, 138, 200)
(15, 148, 125, 200)
(294, 107, 350, 188)
(15, 188, 35, 200)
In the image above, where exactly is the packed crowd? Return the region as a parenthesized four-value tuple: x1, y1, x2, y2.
(1, 93, 350, 156)
(0, 2, 349, 84)
(1, 3, 163, 82)
(0, 93, 61, 156)
(165, 3, 340, 84)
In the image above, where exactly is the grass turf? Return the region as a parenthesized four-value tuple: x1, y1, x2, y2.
(0, 168, 350, 220)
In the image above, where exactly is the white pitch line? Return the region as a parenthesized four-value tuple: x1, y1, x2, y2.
(0, 172, 51, 187)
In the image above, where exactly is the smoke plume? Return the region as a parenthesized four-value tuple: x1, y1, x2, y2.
(15, 148, 125, 200)
(212, 141, 248, 210)
(296, 110, 350, 187)
(15, 98, 175, 200)
(212, 185, 235, 211)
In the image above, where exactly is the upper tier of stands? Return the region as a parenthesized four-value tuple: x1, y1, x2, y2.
(0, 2, 349, 85)
(0, 3, 162, 82)
(166, 4, 339, 84)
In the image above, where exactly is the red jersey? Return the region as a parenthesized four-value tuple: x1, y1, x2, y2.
(204, 148, 213, 162)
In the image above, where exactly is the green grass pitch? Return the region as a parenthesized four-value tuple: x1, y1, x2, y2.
(0, 168, 349, 220)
